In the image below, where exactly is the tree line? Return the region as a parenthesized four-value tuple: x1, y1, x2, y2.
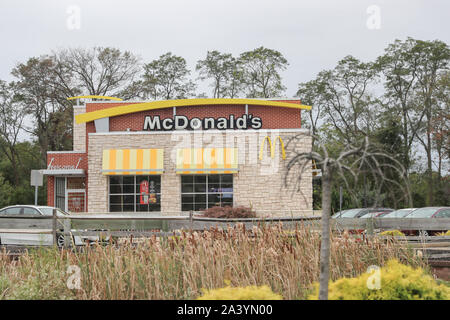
(0, 39, 448, 209)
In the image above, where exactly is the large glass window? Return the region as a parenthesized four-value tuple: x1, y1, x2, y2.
(181, 174, 233, 211)
(109, 176, 161, 212)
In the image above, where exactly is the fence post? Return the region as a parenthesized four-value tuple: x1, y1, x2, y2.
(63, 218, 71, 248)
(52, 208, 57, 246)
(161, 220, 168, 232)
(189, 210, 193, 231)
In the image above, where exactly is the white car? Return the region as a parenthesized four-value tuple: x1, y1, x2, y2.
(0, 205, 104, 246)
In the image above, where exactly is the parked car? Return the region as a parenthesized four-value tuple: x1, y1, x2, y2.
(359, 211, 392, 218)
(331, 209, 350, 218)
(333, 208, 393, 235)
(333, 208, 394, 218)
(382, 208, 417, 218)
(0, 205, 106, 247)
(401, 207, 450, 236)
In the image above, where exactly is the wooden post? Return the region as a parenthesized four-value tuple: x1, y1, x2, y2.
(161, 220, 168, 232)
(63, 218, 71, 248)
(52, 208, 57, 246)
(366, 218, 375, 236)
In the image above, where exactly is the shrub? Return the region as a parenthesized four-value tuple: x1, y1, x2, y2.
(197, 283, 282, 300)
(380, 230, 405, 237)
(308, 259, 450, 300)
(200, 206, 256, 218)
(436, 230, 450, 236)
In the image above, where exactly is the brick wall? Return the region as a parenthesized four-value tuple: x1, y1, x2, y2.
(47, 176, 54, 207)
(87, 130, 312, 216)
(46, 152, 87, 208)
(85, 101, 302, 132)
(46, 152, 88, 170)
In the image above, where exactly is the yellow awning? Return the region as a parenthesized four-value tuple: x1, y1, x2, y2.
(176, 148, 238, 174)
(102, 149, 164, 175)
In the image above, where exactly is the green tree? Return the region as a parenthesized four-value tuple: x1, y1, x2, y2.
(196, 51, 243, 98)
(376, 38, 421, 174)
(139, 52, 196, 100)
(0, 173, 13, 207)
(12, 56, 76, 166)
(410, 39, 450, 205)
(239, 47, 288, 98)
(431, 71, 450, 183)
(0, 81, 26, 186)
(298, 56, 378, 145)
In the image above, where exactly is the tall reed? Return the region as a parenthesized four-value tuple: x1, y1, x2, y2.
(0, 223, 425, 300)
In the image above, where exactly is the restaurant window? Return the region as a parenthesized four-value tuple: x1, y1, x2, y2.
(181, 174, 233, 211)
(109, 176, 161, 212)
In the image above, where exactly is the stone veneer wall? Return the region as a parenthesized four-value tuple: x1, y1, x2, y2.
(87, 129, 312, 216)
(73, 106, 86, 152)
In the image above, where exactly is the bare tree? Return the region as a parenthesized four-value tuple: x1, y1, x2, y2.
(55, 47, 141, 97)
(285, 134, 411, 300)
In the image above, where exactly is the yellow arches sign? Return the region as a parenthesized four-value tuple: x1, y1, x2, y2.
(259, 136, 286, 161)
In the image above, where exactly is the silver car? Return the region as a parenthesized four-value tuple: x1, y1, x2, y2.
(0, 205, 100, 246)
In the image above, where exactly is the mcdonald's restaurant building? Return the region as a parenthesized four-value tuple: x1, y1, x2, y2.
(43, 98, 313, 216)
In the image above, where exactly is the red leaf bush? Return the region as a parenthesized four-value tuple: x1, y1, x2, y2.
(200, 206, 256, 218)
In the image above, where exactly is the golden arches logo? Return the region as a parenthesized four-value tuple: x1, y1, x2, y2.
(259, 136, 286, 160)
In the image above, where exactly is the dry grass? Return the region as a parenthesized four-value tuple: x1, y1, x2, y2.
(0, 223, 426, 300)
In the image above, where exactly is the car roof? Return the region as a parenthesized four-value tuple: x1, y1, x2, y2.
(1, 205, 41, 209)
(0, 205, 57, 211)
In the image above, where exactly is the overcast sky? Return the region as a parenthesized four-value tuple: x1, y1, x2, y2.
(0, 0, 449, 97)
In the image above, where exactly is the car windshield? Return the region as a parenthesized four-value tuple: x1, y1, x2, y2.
(338, 209, 362, 218)
(405, 207, 439, 218)
(384, 208, 415, 218)
(360, 212, 381, 218)
(39, 207, 69, 216)
(332, 210, 348, 218)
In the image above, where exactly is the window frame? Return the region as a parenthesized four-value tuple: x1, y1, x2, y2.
(108, 175, 162, 213)
(181, 174, 234, 212)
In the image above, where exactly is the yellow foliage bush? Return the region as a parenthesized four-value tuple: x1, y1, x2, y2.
(197, 284, 283, 300)
(380, 230, 405, 237)
(436, 230, 450, 236)
(308, 259, 450, 300)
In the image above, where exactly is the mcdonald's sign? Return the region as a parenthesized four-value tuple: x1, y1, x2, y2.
(259, 136, 286, 160)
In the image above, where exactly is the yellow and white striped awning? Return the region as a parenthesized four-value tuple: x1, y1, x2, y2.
(176, 148, 238, 174)
(102, 149, 164, 175)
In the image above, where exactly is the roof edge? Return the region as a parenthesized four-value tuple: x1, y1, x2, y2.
(75, 98, 311, 124)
